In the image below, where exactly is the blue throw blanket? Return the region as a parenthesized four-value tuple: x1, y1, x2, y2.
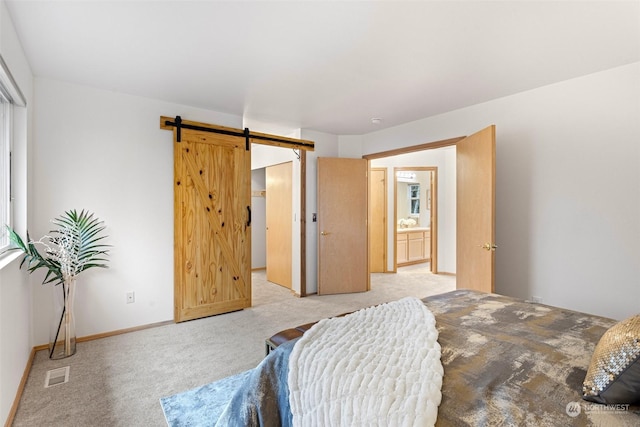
(214, 338, 298, 426)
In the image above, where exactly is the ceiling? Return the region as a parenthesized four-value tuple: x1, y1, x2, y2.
(5, 1, 640, 135)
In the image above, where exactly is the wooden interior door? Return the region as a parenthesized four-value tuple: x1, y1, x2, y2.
(369, 167, 386, 273)
(318, 157, 369, 294)
(457, 125, 496, 292)
(174, 128, 251, 322)
(266, 161, 292, 288)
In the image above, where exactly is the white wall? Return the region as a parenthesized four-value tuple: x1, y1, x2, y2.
(337, 135, 363, 158)
(31, 78, 243, 345)
(251, 142, 299, 171)
(0, 1, 32, 423)
(363, 62, 640, 320)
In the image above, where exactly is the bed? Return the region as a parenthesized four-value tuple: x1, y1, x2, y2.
(214, 290, 640, 426)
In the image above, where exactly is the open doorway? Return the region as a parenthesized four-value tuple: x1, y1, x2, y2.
(251, 143, 305, 296)
(394, 167, 437, 271)
(365, 138, 460, 282)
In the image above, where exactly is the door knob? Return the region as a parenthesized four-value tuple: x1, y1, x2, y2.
(321, 231, 331, 236)
(480, 243, 497, 251)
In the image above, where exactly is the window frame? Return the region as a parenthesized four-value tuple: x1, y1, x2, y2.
(0, 95, 11, 253)
(0, 54, 26, 257)
(408, 183, 420, 217)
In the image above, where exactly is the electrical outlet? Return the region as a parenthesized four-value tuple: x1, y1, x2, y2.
(126, 291, 135, 304)
(531, 296, 542, 303)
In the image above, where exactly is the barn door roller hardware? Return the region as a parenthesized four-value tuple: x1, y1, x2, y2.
(161, 116, 315, 151)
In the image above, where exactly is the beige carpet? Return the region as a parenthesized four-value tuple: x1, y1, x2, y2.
(12, 266, 454, 426)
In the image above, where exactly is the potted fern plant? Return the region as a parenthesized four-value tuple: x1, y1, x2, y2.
(6, 209, 109, 358)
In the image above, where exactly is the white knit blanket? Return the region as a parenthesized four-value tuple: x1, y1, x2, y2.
(287, 297, 443, 427)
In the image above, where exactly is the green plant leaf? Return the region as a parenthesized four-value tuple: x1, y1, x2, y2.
(5, 209, 110, 285)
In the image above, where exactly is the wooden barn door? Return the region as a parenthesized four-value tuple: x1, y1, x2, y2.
(172, 125, 251, 322)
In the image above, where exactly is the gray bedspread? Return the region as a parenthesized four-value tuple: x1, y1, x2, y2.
(426, 290, 639, 426)
(214, 290, 640, 426)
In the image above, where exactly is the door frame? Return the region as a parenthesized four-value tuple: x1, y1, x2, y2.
(369, 167, 387, 273)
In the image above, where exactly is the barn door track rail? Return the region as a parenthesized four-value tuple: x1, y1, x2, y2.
(161, 116, 315, 151)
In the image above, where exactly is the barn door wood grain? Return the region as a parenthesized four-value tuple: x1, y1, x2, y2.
(173, 127, 251, 322)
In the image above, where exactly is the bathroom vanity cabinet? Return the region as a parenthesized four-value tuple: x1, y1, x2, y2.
(397, 227, 430, 266)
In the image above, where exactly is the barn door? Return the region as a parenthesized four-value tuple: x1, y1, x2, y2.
(173, 126, 251, 322)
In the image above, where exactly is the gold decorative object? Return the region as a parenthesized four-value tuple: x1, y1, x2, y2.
(583, 314, 640, 403)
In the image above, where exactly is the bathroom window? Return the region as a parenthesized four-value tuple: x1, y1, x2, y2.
(408, 184, 420, 216)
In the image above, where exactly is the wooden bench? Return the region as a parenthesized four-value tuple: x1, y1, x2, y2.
(265, 312, 353, 356)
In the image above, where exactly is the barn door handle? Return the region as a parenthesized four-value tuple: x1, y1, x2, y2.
(247, 206, 251, 227)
